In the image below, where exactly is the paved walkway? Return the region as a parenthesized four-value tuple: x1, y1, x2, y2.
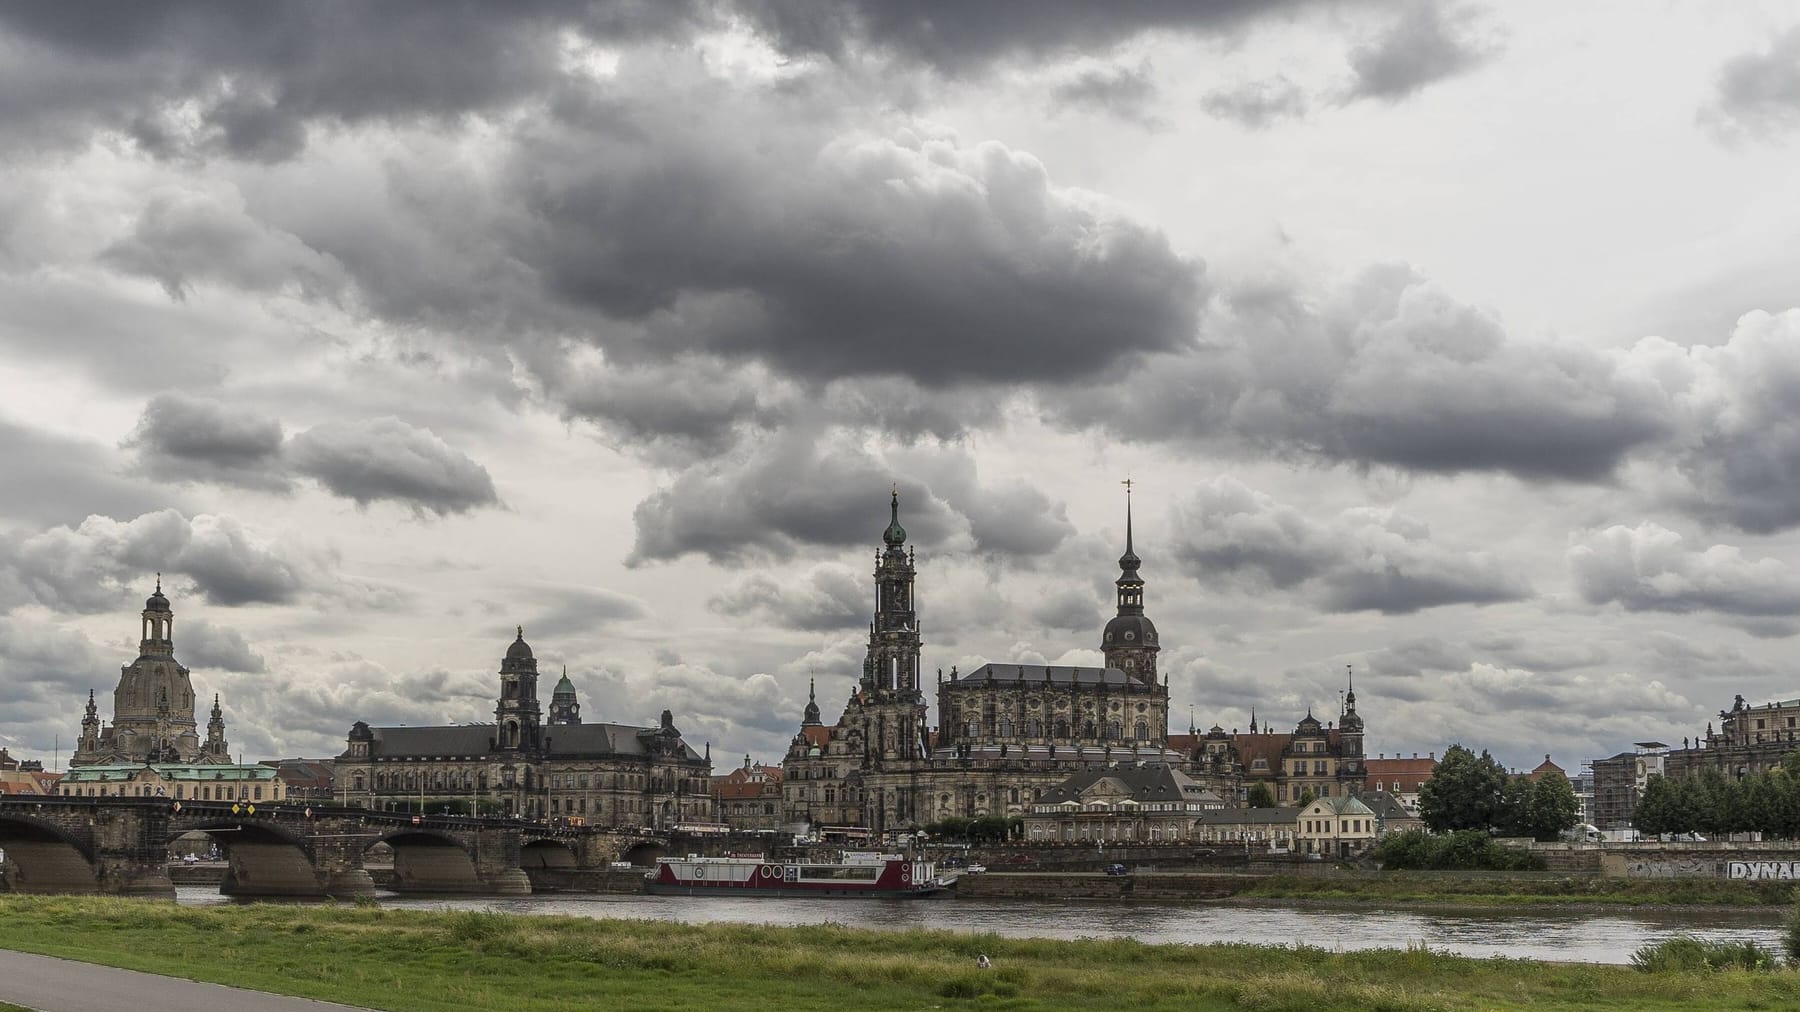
(0, 949, 368, 1012)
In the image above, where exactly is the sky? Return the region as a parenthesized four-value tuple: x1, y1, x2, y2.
(3, 1, 1800, 775)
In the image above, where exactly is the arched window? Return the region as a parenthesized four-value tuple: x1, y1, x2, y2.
(1135, 720, 1149, 741)
(1054, 719, 1070, 738)
(1106, 720, 1122, 740)
(1083, 720, 1097, 739)
(1026, 719, 1042, 738)
(965, 719, 979, 738)
(998, 718, 1013, 738)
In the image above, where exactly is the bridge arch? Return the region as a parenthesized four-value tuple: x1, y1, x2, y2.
(619, 840, 667, 866)
(0, 811, 99, 893)
(173, 817, 322, 897)
(519, 837, 579, 869)
(368, 828, 486, 892)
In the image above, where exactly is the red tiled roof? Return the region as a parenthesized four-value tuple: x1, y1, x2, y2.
(801, 726, 832, 748)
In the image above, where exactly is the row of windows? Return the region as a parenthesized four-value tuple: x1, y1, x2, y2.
(1302, 817, 1369, 834)
(956, 718, 1153, 741)
(61, 784, 263, 801)
(1292, 760, 1332, 775)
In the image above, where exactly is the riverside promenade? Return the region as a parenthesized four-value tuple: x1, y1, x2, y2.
(0, 949, 366, 1012)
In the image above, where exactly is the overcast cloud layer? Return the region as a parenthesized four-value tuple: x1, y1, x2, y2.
(2, 1, 1798, 773)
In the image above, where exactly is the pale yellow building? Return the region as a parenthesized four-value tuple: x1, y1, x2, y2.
(1295, 794, 1377, 858)
(57, 763, 284, 803)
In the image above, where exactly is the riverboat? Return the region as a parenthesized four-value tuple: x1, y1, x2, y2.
(645, 852, 944, 898)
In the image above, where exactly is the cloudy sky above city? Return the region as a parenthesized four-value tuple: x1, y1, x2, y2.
(3, 1, 1799, 773)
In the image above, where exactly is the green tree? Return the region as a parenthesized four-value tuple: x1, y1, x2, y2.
(1417, 744, 1510, 832)
(1520, 771, 1580, 841)
(1495, 775, 1534, 837)
(1245, 783, 1276, 809)
(1632, 774, 1674, 837)
(1295, 788, 1316, 809)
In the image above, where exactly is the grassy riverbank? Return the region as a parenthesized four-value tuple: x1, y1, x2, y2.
(4, 896, 1800, 1010)
(1234, 874, 1799, 907)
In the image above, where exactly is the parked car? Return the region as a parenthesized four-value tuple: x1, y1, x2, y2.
(1104, 863, 1128, 876)
(964, 863, 987, 874)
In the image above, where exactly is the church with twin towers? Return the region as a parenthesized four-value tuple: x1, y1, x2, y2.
(781, 486, 1370, 834)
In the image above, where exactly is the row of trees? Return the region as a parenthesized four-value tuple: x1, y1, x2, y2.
(1417, 744, 1581, 841)
(1633, 754, 1800, 838)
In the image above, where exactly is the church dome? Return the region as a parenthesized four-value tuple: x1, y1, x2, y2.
(1102, 613, 1159, 647)
(552, 671, 576, 698)
(144, 581, 172, 613)
(506, 627, 533, 661)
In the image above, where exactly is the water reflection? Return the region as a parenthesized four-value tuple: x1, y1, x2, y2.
(176, 888, 1784, 965)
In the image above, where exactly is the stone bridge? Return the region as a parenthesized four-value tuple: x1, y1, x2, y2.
(0, 797, 679, 898)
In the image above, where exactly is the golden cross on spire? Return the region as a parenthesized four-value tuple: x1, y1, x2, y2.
(1121, 477, 1133, 494)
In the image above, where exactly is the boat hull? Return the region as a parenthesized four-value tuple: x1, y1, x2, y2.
(647, 855, 942, 899)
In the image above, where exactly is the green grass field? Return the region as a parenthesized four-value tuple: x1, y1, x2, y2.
(1234, 873, 1800, 907)
(2, 895, 1798, 1011)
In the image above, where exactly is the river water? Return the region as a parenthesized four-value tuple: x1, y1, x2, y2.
(175, 887, 1784, 965)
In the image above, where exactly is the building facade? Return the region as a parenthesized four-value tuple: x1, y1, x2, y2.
(712, 757, 785, 832)
(1021, 764, 1226, 843)
(58, 762, 284, 803)
(782, 491, 1374, 837)
(336, 629, 713, 826)
(71, 581, 232, 767)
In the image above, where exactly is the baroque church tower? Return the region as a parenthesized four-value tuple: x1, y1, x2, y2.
(495, 627, 543, 751)
(72, 578, 230, 766)
(855, 491, 931, 830)
(1101, 484, 1160, 684)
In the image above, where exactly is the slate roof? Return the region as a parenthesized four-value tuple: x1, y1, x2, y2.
(367, 722, 704, 762)
(1037, 763, 1216, 805)
(1358, 790, 1417, 823)
(950, 663, 1136, 687)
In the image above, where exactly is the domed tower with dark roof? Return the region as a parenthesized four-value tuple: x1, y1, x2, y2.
(72, 576, 210, 766)
(1101, 483, 1160, 685)
(802, 678, 822, 727)
(495, 627, 543, 752)
(549, 665, 581, 725)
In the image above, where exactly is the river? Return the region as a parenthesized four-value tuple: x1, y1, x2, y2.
(175, 887, 1784, 965)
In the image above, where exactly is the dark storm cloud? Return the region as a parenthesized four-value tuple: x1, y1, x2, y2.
(1201, 75, 1309, 128)
(1046, 265, 1675, 481)
(1661, 311, 1800, 533)
(122, 393, 288, 490)
(629, 424, 1074, 566)
(0, 419, 182, 528)
(509, 100, 1206, 386)
(514, 585, 650, 641)
(1702, 25, 1800, 141)
(99, 190, 347, 301)
(1344, 2, 1498, 101)
(708, 566, 867, 632)
(0, 509, 329, 611)
(1170, 476, 1531, 614)
(1028, 586, 1104, 633)
(1050, 61, 1163, 127)
(737, 0, 1323, 74)
(628, 430, 963, 565)
(288, 417, 500, 516)
(0, 2, 704, 157)
(1569, 523, 1800, 622)
(180, 618, 269, 673)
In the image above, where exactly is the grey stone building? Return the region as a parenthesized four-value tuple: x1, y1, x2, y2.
(336, 629, 713, 825)
(783, 490, 1189, 834)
